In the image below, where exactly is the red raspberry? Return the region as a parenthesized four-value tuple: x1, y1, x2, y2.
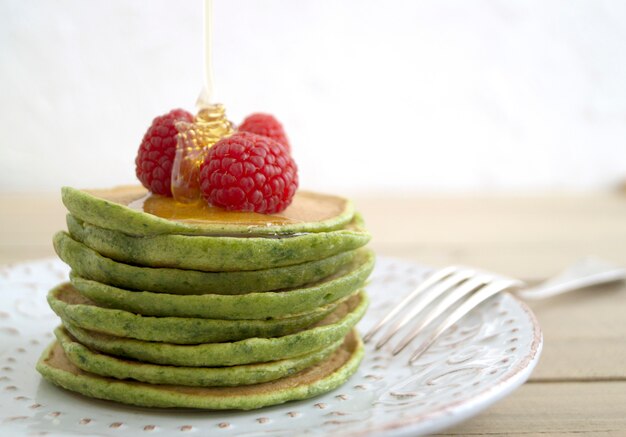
(199, 132, 298, 214)
(238, 113, 290, 150)
(135, 109, 194, 196)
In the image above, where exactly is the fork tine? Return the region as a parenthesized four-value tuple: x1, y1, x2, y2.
(391, 274, 492, 355)
(408, 278, 524, 364)
(363, 265, 459, 343)
(374, 268, 476, 349)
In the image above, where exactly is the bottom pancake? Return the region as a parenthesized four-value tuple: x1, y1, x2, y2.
(36, 330, 364, 410)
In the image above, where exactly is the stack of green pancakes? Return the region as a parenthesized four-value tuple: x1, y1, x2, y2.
(37, 186, 374, 409)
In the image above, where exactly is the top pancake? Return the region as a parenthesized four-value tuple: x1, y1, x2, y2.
(62, 186, 355, 236)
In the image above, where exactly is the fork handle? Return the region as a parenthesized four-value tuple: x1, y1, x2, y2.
(516, 257, 626, 300)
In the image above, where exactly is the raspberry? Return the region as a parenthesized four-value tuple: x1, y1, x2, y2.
(135, 109, 193, 196)
(238, 113, 290, 150)
(199, 132, 298, 214)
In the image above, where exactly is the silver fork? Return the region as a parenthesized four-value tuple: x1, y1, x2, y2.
(364, 257, 626, 364)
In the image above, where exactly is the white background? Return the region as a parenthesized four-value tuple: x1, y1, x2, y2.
(1, 0, 625, 194)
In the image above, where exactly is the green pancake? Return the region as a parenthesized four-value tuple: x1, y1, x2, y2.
(69, 250, 374, 319)
(36, 330, 364, 410)
(54, 231, 359, 295)
(55, 327, 342, 387)
(48, 283, 346, 344)
(62, 291, 368, 367)
(62, 186, 355, 237)
(66, 214, 370, 272)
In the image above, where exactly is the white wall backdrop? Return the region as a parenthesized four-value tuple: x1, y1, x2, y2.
(1, 0, 625, 194)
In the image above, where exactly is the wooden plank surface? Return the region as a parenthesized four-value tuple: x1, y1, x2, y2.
(528, 280, 626, 381)
(1, 192, 625, 435)
(0, 193, 65, 264)
(354, 194, 626, 280)
(440, 382, 626, 436)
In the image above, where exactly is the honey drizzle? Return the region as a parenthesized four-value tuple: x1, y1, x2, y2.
(130, 191, 295, 226)
(196, 0, 215, 108)
(170, 104, 234, 203)
(88, 186, 349, 228)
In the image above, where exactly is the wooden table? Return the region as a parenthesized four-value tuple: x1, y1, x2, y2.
(2, 192, 625, 435)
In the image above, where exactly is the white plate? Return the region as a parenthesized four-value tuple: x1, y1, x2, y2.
(0, 257, 542, 436)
